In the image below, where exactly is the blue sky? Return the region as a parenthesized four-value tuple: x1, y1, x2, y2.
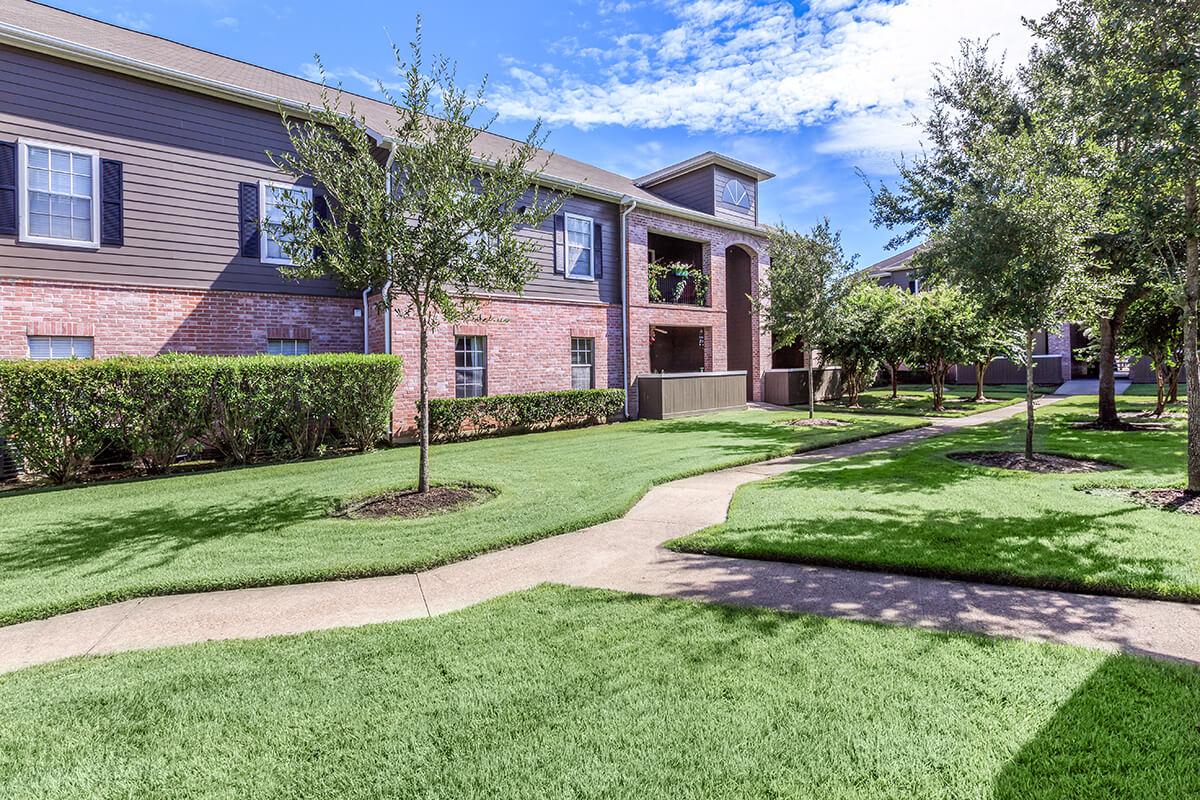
(57, 0, 1053, 266)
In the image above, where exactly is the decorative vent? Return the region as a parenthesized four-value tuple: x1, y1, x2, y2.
(721, 178, 751, 209)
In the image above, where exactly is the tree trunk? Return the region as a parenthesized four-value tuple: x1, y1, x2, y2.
(1096, 306, 1128, 429)
(930, 364, 946, 412)
(974, 361, 989, 402)
(1169, 364, 1182, 404)
(417, 315, 431, 494)
(807, 362, 815, 419)
(1187, 176, 1200, 493)
(1025, 330, 1036, 461)
(1154, 357, 1167, 417)
(889, 363, 898, 399)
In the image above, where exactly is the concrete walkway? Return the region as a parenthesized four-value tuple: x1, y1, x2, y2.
(3, 397, 1199, 674)
(1055, 378, 1132, 396)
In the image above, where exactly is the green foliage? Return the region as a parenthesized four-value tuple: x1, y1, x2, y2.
(898, 285, 985, 411)
(0, 354, 403, 484)
(268, 23, 565, 492)
(428, 389, 625, 441)
(648, 260, 709, 304)
(754, 219, 855, 352)
(0, 360, 125, 484)
(820, 281, 892, 405)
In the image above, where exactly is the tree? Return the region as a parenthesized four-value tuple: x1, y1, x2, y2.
(268, 27, 561, 493)
(957, 301, 1017, 404)
(1029, 0, 1200, 486)
(869, 40, 1092, 459)
(900, 285, 979, 412)
(820, 281, 889, 407)
(871, 284, 911, 399)
(754, 220, 855, 418)
(1122, 284, 1184, 416)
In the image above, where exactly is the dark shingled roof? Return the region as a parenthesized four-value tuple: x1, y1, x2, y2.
(1, 1, 765, 228)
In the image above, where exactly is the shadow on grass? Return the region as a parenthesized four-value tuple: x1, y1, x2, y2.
(680, 499, 1191, 601)
(991, 655, 1200, 799)
(0, 493, 329, 578)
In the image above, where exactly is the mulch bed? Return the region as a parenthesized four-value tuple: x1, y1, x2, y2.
(781, 418, 851, 428)
(949, 451, 1120, 474)
(1090, 488, 1200, 516)
(336, 485, 495, 520)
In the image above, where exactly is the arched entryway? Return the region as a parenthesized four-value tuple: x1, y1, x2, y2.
(725, 245, 754, 400)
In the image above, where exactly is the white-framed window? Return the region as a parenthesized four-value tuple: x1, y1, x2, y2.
(564, 212, 594, 281)
(28, 335, 94, 360)
(571, 337, 594, 390)
(455, 336, 487, 398)
(17, 139, 100, 249)
(267, 338, 310, 356)
(260, 180, 312, 265)
(907, 277, 922, 294)
(721, 178, 751, 209)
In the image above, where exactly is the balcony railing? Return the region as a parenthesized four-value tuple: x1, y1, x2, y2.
(649, 263, 709, 306)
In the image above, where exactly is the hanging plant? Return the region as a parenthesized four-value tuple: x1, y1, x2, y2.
(648, 260, 709, 305)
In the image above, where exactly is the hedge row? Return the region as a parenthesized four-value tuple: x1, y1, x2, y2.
(0, 354, 403, 484)
(428, 389, 625, 441)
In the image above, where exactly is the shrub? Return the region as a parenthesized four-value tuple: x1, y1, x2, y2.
(0, 353, 404, 483)
(428, 389, 625, 441)
(0, 360, 124, 484)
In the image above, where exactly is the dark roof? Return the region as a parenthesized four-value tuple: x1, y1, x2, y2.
(0, 1, 764, 230)
(863, 244, 924, 275)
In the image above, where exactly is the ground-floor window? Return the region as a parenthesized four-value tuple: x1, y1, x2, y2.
(455, 335, 487, 398)
(571, 337, 594, 389)
(267, 338, 310, 356)
(27, 335, 93, 360)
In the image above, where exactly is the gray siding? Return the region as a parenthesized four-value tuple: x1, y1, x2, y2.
(0, 45, 343, 296)
(644, 166, 715, 215)
(713, 167, 757, 225)
(0, 45, 621, 305)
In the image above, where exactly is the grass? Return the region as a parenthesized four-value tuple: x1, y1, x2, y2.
(672, 395, 1200, 601)
(0, 585, 1196, 799)
(0, 408, 922, 626)
(816, 383, 1052, 418)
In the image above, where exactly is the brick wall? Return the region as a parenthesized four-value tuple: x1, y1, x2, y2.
(625, 208, 770, 415)
(0, 278, 363, 358)
(384, 295, 624, 431)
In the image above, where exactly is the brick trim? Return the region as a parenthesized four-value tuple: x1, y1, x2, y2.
(570, 327, 601, 338)
(453, 324, 488, 337)
(267, 325, 311, 340)
(25, 321, 96, 337)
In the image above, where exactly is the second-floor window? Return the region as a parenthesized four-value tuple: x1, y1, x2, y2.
(19, 140, 99, 249)
(260, 181, 312, 265)
(565, 213, 594, 281)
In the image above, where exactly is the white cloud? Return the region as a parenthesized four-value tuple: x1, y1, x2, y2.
(491, 0, 1056, 163)
(214, 16, 239, 30)
(112, 11, 152, 31)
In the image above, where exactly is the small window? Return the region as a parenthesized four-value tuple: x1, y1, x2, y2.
(721, 178, 751, 210)
(571, 338, 594, 390)
(907, 277, 922, 294)
(28, 335, 94, 360)
(260, 181, 313, 265)
(564, 213, 594, 281)
(455, 336, 487, 398)
(267, 338, 310, 356)
(18, 140, 100, 248)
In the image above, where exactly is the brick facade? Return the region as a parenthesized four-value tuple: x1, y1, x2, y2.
(0, 278, 362, 359)
(378, 295, 625, 431)
(624, 208, 770, 416)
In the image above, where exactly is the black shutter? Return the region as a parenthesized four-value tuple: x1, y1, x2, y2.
(593, 221, 603, 279)
(0, 142, 16, 236)
(313, 192, 330, 261)
(238, 182, 259, 258)
(552, 213, 565, 274)
(99, 159, 124, 246)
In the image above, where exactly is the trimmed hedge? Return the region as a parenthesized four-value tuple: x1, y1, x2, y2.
(0, 354, 403, 484)
(428, 389, 625, 441)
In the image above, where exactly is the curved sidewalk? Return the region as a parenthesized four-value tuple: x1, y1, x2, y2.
(3, 397, 1198, 673)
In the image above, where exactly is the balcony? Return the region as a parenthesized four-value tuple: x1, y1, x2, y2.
(648, 232, 708, 307)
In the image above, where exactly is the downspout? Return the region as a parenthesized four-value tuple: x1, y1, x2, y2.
(619, 196, 637, 419)
(361, 286, 371, 354)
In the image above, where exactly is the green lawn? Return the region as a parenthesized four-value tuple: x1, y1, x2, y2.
(672, 395, 1200, 600)
(0, 409, 922, 626)
(817, 383, 1051, 418)
(0, 585, 1195, 799)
